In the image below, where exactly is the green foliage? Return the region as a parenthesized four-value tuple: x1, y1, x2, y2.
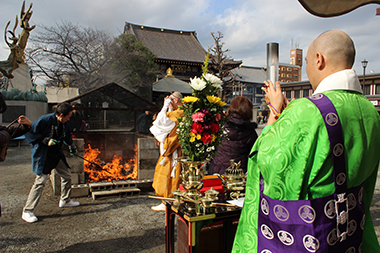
(202, 53, 210, 75)
(0, 88, 47, 102)
(108, 34, 157, 91)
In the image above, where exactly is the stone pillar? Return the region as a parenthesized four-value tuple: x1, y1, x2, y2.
(137, 136, 159, 181)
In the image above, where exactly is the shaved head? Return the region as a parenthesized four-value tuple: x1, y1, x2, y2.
(311, 30, 355, 69)
(306, 30, 356, 89)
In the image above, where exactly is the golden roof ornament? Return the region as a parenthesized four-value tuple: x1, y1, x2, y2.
(165, 67, 174, 77)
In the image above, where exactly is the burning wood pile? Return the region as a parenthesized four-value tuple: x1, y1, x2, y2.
(51, 136, 159, 199)
(83, 143, 138, 182)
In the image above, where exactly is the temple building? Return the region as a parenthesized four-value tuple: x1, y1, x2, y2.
(123, 22, 241, 83)
(223, 66, 267, 106)
(124, 22, 207, 82)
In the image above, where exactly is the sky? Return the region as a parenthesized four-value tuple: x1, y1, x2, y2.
(1, 0, 380, 84)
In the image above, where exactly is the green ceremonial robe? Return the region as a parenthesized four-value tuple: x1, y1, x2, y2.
(232, 90, 380, 252)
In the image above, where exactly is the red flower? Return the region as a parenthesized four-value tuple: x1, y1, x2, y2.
(201, 132, 212, 144)
(215, 113, 221, 121)
(210, 122, 220, 133)
(191, 122, 204, 133)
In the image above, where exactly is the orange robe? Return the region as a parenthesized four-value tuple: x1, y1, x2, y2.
(152, 109, 183, 198)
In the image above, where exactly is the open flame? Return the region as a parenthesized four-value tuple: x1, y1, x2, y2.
(84, 143, 138, 182)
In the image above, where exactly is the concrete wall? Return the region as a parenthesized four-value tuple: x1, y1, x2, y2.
(0, 100, 48, 124)
(138, 137, 159, 181)
(36, 86, 79, 104)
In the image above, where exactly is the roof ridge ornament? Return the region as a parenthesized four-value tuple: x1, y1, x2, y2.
(166, 67, 174, 77)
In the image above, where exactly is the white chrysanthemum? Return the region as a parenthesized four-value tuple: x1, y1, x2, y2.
(190, 77, 207, 91)
(203, 73, 223, 90)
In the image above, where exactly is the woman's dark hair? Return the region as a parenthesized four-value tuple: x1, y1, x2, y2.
(0, 92, 7, 114)
(55, 103, 73, 116)
(227, 96, 253, 121)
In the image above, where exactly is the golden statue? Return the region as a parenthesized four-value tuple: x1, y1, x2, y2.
(0, 1, 35, 79)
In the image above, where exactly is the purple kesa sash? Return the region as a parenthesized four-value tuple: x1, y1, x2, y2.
(257, 94, 365, 253)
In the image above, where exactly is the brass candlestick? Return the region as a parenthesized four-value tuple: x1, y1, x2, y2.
(178, 157, 205, 215)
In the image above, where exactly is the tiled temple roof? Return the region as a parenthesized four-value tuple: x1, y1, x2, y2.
(124, 22, 206, 64)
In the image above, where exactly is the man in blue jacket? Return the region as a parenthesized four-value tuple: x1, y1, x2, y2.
(22, 103, 79, 223)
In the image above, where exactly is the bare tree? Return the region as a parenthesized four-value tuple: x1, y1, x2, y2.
(26, 21, 113, 92)
(25, 21, 157, 95)
(208, 31, 241, 101)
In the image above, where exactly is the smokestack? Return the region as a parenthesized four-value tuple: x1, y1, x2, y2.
(266, 42, 279, 90)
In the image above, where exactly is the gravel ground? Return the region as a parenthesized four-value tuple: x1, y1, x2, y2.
(1, 144, 380, 253)
(0, 145, 167, 253)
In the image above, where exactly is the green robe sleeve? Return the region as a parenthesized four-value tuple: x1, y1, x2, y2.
(232, 91, 380, 252)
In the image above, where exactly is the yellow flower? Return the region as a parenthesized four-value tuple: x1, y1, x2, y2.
(183, 96, 200, 103)
(189, 132, 201, 142)
(217, 100, 227, 107)
(190, 133, 196, 142)
(206, 95, 226, 106)
(206, 95, 220, 104)
(211, 134, 216, 142)
(190, 132, 196, 142)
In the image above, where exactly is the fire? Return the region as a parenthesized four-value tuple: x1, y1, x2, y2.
(84, 143, 138, 182)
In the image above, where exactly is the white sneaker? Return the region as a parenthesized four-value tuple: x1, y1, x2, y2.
(22, 211, 38, 223)
(59, 199, 80, 208)
(151, 203, 166, 212)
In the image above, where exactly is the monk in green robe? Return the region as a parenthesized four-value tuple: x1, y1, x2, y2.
(233, 30, 380, 252)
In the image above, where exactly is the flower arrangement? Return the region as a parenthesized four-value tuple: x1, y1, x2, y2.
(177, 57, 228, 161)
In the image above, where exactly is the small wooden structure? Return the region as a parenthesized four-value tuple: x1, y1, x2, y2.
(63, 82, 159, 130)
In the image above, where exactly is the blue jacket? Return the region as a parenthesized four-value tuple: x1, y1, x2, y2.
(25, 113, 73, 175)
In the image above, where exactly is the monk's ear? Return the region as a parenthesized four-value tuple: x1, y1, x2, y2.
(315, 52, 325, 70)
